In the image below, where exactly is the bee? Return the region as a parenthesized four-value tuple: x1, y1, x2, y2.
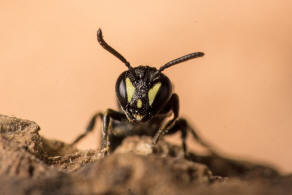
(71, 29, 213, 155)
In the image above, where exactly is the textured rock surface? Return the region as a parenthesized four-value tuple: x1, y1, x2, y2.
(0, 115, 291, 195)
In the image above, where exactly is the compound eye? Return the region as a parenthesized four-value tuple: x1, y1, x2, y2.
(116, 75, 127, 106)
(118, 78, 126, 99)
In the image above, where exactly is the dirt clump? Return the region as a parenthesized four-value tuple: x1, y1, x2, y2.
(0, 115, 291, 195)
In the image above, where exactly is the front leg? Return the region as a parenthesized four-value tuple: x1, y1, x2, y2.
(70, 112, 103, 146)
(101, 109, 127, 154)
(166, 118, 216, 157)
(152, 93, 179, 145)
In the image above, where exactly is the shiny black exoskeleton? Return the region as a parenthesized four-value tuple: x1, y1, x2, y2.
(71, 28, 213, 155)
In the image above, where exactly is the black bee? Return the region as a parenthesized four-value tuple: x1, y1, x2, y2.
(71, 29, 213, 155)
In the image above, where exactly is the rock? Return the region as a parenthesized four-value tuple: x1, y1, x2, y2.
(0, 114, 291, 195)
(0, 115, 49, 178)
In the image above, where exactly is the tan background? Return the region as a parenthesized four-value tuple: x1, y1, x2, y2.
(1, 1, 291, 172)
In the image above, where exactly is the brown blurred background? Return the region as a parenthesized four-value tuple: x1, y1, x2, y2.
(1, 1, 291, 172)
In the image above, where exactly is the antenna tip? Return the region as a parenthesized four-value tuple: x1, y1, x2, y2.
(97, 28, 103, 40)
(197, 52, 205, 57)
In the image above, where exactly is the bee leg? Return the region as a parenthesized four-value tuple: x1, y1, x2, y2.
(152, 93, 179, 145)
(165, 119, 187, 154)
(101, 109, 127, 154)
(184, 119, 216, 154)
(166, 118, 216, 156)
(70, 112, 103, 146)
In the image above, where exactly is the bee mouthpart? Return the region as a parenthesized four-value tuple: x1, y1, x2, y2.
(133, 114, 144, 121)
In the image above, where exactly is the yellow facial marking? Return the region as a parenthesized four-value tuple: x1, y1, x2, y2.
(137, 99, 142, 108)
(125, 77, 135, 103)
(148, 82, 161, 106)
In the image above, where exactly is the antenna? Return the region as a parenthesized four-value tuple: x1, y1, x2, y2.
(97, 28, 133, 70)
(158, 52, 204, 72)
